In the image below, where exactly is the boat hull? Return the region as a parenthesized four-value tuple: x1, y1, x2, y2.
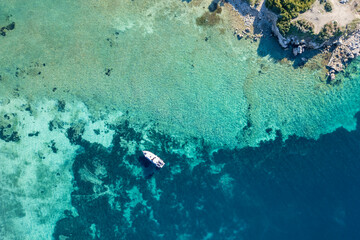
(143, 151, 165, 168)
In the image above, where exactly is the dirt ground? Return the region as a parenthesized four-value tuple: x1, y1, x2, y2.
(294, 0, 360, 33)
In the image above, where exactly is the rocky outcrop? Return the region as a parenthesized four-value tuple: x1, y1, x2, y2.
(265, 4, 324, 53)
(228, 0, 360, 83)
(271, 22, 290, 48)
(327, 30, 360, 73)
(292, 44, 305, 56)
(271, 23, 327, 54)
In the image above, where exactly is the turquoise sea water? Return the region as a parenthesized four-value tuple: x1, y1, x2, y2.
(0, 0, 360, 239)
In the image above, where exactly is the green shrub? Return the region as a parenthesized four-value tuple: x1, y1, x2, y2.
(324, 2, 332, 12)
(289, 19, 315, 34)
(296, 19, 315, 32)
(346, 18, 360, 33)
(317, 21, 342, 41)
(266, 0, 316, 35)
(245, 0, 261, 7)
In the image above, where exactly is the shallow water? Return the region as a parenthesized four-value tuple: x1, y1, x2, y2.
(0, 0, 360, 239)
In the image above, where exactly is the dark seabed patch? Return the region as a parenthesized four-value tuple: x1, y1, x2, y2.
(53, 113, 360, 240)
(0, 21, 15, 37)
(1, 0, 360, 239)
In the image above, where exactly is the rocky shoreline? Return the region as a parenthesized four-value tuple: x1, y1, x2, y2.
(273, 21, 360, 84)
(326, 29, 360, 82)
(225, 0, 360, 84)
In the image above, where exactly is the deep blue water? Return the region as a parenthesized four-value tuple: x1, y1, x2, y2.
(1, 0, 360, 239)
(53, 114, 360, 240)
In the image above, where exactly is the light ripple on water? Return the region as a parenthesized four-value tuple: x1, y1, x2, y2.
(1, 0, 360, 239)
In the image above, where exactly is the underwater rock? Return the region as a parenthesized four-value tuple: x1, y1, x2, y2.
(208, 1, 218, 12)
(66, 123, 85, 145)
(0, 22, 15, 37)
(57, 100, 66, 112)
(0, 113, 20, 142)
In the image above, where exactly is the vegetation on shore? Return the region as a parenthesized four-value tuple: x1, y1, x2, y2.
(317, 21, 342, 41)
(288, 19, 342, 43)
(245, 0, 261, 7)
(324, 2, 333, 12)
(265, 0, 316, 35)
(265, 0, 343, 43)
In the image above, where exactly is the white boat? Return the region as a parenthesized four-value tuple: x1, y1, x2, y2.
(143, 151, 165, 168)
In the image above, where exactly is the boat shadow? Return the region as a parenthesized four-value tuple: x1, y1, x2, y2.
(138, 156, 159, 179)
